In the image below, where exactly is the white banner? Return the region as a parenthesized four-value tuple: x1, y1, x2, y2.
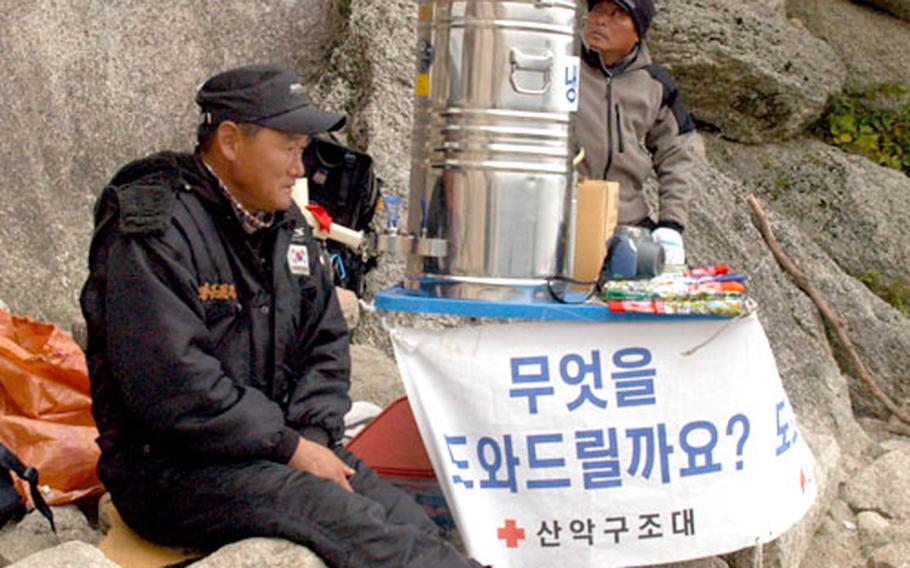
(389, 314, 816, 567)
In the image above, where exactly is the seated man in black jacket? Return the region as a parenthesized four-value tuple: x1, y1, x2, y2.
(80, 63, 481, 568)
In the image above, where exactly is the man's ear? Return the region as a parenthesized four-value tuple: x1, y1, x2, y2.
(213, 121, 241, 161)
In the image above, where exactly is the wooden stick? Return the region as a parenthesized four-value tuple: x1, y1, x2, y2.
(747, 195, 910, 426)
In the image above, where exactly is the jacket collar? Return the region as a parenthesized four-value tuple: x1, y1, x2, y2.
(581, 40, 652, 77)
(190, 154, 293, 232)
(106, 150, 295, 233)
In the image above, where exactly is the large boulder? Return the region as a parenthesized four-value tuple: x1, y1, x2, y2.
(312, 0, 417, 354)
(787, 0, 910, 91)
(800, 499, 866, 568)
(685, 152, 867, 452)
(7, 542, 118, 568)
(703, 135, 910, 419)
(856, 0, 910, 23)
(0, 506, 101, 565)
(622, 152, 860, 565)
(188, 538, 326, 568)
(843, 448, 910, 521)
(682, 149, 878, 565)
(648, 0, 844, 143)
(857, 511, 910, 558)
(0, 0, 338, 328)
(349, 343, 405, 408)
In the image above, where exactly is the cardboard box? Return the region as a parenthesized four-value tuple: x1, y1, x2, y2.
(573, 179, 619, 282)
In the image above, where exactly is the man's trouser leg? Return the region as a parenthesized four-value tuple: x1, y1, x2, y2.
(109, 447, 482, 568)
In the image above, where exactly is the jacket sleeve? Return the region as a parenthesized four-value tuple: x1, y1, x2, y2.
(645, 67, 697, 230)
(104, 225, 299, 463)
(284, 240, 352, 447)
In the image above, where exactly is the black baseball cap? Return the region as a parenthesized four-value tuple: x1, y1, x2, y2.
(196, 64, 346, 134)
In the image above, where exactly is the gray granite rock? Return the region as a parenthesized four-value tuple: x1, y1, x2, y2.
(679, 145, 881, 565)
(827, 498, 857, 528)
(788, 0, 910, 91)
(844, 449, 910, 521)
(725, 433, 844, 568)
(96, 494, 112, 535)
(653, 555, 730, 567)
(799, 512, 866, 568)
(311, 0, 417, 356)
(336, 287, 360, 331)
(880, 438, 910, 454)
(188, 537, 326, 568)
(0, 0, 336, 328)
(867, 541, 910, 568)
(858, 511, 895, 552)
(0, 506, 102, 565)
(349, 343, 405, 408)
(687, 152, 869, 452)
(703, 135, 910, 420)
(6, 541, 118, 568)
(858, 511, 893, 532)
(857, 0, 910, 23)
(649, 0, 844, 143)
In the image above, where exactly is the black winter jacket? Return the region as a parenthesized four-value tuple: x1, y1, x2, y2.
(80, 152, 351, 485)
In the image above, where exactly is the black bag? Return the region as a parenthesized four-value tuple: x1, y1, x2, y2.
(303, 136, 383, 297)
(0, 443, 55, 531)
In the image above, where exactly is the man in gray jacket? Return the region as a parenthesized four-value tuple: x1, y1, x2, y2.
(575, 0, 696, 265)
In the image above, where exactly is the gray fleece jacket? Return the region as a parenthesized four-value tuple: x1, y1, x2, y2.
(574, 41, 696, 231)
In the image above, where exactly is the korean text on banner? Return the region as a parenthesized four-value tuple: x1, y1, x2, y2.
(389, 314, 816, 567)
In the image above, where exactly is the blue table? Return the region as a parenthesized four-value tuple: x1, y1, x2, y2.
(374, 285, 730, 322)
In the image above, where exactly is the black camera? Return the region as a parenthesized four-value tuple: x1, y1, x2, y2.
(600, 225, 665, 281)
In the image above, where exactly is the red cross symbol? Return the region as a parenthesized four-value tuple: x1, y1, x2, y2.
(497, 519, 526, 549)
(800, 468, 807, 494)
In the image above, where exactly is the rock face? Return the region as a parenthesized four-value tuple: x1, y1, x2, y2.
(681, 148, 867, 452)
(349, 343, 405, 408)
(7, 541, 118, 568)
(800, 499, 866, 568)
(843, 448, 910, 521)
(311, 0, 417, 355)
(857, 0, 910, 23)
(648, 0, 844, 143)
(0, 506, 102, 565)
(188, 538, 326, 568)
(0, 0, 338, 327)
(787, 0, 910, 91)
(703, 135, 910, 419)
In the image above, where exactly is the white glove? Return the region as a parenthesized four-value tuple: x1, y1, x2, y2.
(652, 227, 686, 268)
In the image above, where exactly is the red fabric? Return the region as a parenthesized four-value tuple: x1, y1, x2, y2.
(346, 397, 435, 479)
(305, 204, 333, 232)
(0, 310, 103, 506)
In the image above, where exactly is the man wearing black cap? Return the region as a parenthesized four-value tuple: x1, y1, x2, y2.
(80, 64, 482, 567)
(576, 0, 697, 268)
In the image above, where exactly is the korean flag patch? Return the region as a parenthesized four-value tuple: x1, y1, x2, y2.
(288, 244, 311, 277)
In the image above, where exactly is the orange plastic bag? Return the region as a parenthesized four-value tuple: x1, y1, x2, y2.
(0, 310, 103, 506)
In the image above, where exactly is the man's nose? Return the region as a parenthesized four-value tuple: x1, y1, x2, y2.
(290, 152, 305, 177)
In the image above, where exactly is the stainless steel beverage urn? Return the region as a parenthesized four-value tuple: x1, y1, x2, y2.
(392, 0, 580, 300)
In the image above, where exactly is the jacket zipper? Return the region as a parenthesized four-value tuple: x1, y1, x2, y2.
(616, 104, 625, 154)
(603, 77, 614, 179)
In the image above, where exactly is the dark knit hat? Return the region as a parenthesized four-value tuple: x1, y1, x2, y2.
(587, 0, 656, 38)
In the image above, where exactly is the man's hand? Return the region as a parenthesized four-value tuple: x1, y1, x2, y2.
(288, 436, 355, 493)
(652, 227, 686, 267)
